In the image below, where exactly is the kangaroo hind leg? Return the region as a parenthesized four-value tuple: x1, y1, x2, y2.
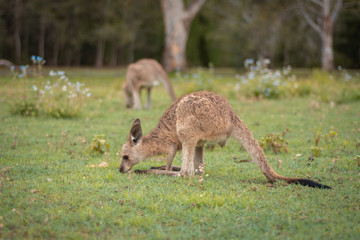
(194, 145, 204, 174)
(146, 87, 152, 110)
(180, 141, 197, 176)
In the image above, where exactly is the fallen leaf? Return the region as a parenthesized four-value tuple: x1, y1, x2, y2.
(87, 161, 109, 168)
(30, 189, 39, 193)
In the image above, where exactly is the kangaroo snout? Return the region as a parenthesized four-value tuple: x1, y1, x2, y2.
(119, 166, 127, 173)
(119, 164, 132, 173)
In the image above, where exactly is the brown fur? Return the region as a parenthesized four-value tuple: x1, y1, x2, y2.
(119, 91, 331, 188)
(123, 59, 176, 110)
(0, 59, 14, 67)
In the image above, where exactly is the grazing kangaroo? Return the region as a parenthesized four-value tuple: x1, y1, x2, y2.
(0, 59, 14, 67)
(119, 91, 331, 189)
(123, 59, 176, 110)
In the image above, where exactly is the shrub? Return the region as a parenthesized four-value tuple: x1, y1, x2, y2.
(10, 99, 39, 117)
(235, 59, 298, 99)
(88, 135, 110, 154)
(311, 69, 360, 103)
(37, 71, 91, 118)
(9, 74, 40, 117)
(10, 69, 91, 118)
(259, 129, 289, 154)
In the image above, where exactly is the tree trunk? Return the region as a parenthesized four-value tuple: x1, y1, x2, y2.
(128, 40, 135, 64)
(95, 39, 104, 67)
(65, 47, 72, 66)
(14, 0, 22, 63)
(109, 43, 118, 67)
(299, 0, 342, 72)
(52, 36, 59, 66)
(160, 0, 206, 72)
(321, 0, 334, 72)
(321, 25, 334, 72)
(38, 16, 46, 58)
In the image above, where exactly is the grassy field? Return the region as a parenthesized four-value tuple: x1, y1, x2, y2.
(0, 68, 359, 239)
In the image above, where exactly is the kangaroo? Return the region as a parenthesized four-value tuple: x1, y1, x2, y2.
(0, 59, 14, 67)
(119, 91, 331, 189)
(123, 59, 176, 110)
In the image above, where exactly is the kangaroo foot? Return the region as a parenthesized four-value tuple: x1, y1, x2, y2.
(133, 168, 180, 177)
(150, 165, 181, 171)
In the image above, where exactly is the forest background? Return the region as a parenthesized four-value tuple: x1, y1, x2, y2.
(1, 0, 359, 71)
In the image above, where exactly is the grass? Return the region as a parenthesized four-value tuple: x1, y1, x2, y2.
(0, 68, 360, 239)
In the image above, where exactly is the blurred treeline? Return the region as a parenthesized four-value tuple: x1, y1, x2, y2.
(1, 0, 359, 69)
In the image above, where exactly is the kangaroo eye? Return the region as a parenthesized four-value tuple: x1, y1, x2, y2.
(123, 155, 129, 160)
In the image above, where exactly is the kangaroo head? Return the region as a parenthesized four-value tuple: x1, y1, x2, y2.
(119, 119, 143, 173)
(123, 83, 133, 108)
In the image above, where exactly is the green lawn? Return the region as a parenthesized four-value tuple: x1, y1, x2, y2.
(0, 68, 359, 239)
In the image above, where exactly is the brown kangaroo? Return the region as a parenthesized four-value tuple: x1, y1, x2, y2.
(119, 91, 331, 189)
(123, 59, 176, 110)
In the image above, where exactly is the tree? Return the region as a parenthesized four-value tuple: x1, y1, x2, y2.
(298, 0, 343, 71)
(13, 0, 22, 63)
(160, 0, 206, 71)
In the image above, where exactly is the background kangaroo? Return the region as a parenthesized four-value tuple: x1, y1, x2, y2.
(123, 59, 176, 110)
(119, 91, 331, 189)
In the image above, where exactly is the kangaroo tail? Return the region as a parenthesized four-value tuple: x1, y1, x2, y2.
(160, 74, 176, 101)
(285, 178, 331, 189)
(156, 66, 176, 101)
(152, 60, 176, 101)
(231, 117, 331, 189)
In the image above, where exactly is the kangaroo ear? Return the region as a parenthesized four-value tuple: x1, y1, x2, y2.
(129, 119, 142, 145)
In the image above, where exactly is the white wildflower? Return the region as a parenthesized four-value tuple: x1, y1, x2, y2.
(273, 80, 280, 87)
(248, 72, 255, 80)
(62, 85, 67, 91)
(60, 75, 68, 81)
(49, 70, 57, 76)
(344, 73, 352, 81)
(274, 70, 282, 78)
(244, 58, 254, 68)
